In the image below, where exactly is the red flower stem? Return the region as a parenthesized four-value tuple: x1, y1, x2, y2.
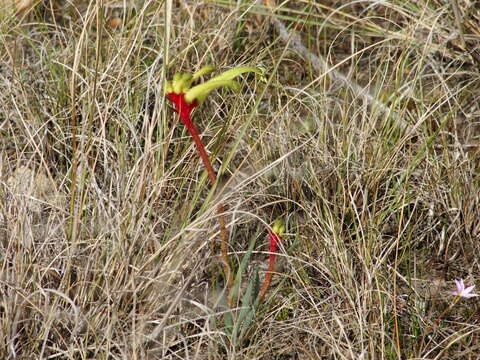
(181, 118, 217, 185)
(259, 231, 280, 303)
(177, 107, 234, 305)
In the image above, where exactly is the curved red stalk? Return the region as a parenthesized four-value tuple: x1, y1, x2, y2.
(166, 93, 217, 183)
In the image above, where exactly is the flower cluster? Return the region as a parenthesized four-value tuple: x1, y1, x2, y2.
(165, 65, 261, 128)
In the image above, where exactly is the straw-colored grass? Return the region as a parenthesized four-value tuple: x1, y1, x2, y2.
(1, 0, 479, 359)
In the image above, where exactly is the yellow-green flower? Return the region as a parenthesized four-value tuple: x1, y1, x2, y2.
(165, 65, 262, 107)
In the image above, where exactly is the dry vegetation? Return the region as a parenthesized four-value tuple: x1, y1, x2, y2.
(1, 0, 480, 359)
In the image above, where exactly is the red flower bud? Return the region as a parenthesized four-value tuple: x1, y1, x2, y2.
(259, 220, 285, 303)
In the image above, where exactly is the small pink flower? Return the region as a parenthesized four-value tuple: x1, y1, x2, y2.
(451, 279, 478, 298)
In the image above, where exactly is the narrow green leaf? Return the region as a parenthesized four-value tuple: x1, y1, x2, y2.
(231, 234, 257, 303)
(239, 269, 260, 340)
(224, 311, 234, 336)
(232, 276, 256, 344)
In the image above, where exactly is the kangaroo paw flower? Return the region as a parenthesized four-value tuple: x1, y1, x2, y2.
(165, 65, 262, 117)
(164, 65, 261, 309)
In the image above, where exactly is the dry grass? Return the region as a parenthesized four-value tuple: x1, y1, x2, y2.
(1, 0, 480, 359)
